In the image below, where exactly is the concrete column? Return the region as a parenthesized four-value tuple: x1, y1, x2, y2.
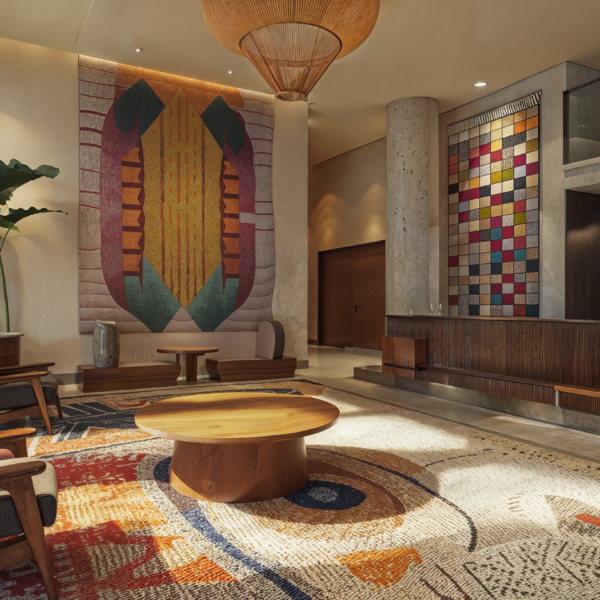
(272, 98, 308, 365)
(386, 97, 439, 315)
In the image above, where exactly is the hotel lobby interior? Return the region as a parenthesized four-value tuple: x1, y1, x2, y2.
(2, 0, 600, 598)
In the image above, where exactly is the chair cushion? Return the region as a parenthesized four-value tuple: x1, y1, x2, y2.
(0, 449, 15, 460)
(0, 458, 58, 537)
(0, 373, 58, 410)
(255, 321, 285, 360)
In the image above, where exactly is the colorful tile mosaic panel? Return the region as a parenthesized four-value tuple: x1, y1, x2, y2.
(447, 93, 541, 317)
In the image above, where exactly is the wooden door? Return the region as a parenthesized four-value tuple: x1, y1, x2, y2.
(352, 242, 386, 349)
(321, 247, 353, 348)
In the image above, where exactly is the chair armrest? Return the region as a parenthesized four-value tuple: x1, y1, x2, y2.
(0, 461, 46, 486)
(0, 428, 36, 444)
(0, 371, 49, 385)
(0, 362, 55, 376)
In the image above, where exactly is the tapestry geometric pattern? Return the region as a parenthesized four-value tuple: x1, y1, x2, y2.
(448, 93, 540, 317)
(78, 56, 275, 333)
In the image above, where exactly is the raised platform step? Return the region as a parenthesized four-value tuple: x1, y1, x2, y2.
(78, 361, 181, 393)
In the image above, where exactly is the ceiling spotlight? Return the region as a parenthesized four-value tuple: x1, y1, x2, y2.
(475, 82, 487, 87)
(135, 47, 143, 53)
(228, 70, 233, 74)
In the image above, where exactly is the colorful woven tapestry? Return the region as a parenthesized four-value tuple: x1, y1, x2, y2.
(78, 56, 275, 333)
(447, 93, 540, 317)
(2, 381, 600, 599)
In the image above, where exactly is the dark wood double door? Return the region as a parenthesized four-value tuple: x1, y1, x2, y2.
(319, 241, 385, 350)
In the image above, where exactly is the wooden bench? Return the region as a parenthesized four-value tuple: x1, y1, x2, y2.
(78, 361, 181, 393)
(205, 356, 297, 383)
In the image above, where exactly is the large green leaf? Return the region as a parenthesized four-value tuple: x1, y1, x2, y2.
(1, 206, 66, 227)
(0, 160, 60, 205)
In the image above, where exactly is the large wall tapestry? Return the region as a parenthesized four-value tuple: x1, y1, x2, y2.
(447, 92, 540, 317)
(79, 56, 275, 333)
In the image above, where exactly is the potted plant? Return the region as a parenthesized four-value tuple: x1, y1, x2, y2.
(0, 159, 65, 365)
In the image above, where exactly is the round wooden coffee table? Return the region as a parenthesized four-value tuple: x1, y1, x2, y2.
(135, 392, 340, 503)
(156, 346, 218, 382)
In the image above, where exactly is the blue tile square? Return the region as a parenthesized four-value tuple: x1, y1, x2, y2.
(491, 228, 502, 240)
(491, 294, 502, 305)
(514, 249, 526, 262)
(491, 251, 502, 263)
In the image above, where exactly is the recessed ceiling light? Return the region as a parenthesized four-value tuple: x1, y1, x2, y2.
(228, 70, 234, 74)
(135, 48, 143, 53)
(475, 82, 487, 87)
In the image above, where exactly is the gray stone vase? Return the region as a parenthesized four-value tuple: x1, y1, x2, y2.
(93, 320, 120, 368)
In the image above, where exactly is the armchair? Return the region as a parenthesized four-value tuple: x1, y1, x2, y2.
(0, 428, 58, 600)
(0, 362, 62, 435)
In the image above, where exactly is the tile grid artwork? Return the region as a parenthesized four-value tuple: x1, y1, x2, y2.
(447, 92, 541, 317)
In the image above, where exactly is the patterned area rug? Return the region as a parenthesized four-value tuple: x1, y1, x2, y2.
(2, 379, 600, 599)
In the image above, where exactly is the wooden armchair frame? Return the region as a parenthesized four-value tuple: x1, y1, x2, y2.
(0, 363, 62, 435)
(0, 429, 58, 600)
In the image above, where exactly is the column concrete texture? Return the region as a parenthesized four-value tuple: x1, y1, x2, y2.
(272, 98, 308, 364)
(386, 97, 439, 316)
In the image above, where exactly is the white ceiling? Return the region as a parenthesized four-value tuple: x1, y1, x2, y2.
(2, 0, 600, 166)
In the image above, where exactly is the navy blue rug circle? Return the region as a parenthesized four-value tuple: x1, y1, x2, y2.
(154, 457, 171, 483)
(285, 480, 366, 511)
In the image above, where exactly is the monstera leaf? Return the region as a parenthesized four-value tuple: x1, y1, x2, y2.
(0, 207, 66, 234)
(0, 160, 60, 205)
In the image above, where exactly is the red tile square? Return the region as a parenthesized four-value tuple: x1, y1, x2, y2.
(491, 283, 502, 294)
(502, 294, 514, 305)
(459, 211, 469, 223)
(491, 150, 502, 163)
(459, 190, 470, 202)
(491, 216, 502, 228)
(502, 226, 514, 239)
(449, 295, 459, 305)
(526, 162, 539, 176)
(514, 201, 526, 213)
(502, 250, 514, 262)
(469, 157, 480, 169)
(449, 256, 459, 267)
(449, 164, 459, 175)
(514, 305, 526, 316)
(491, 194, 503, 206)
(502, 274, 514, 283)
(480, 143, 491, 155)
(514, 282, 526, 293)
(514, 236, 526, 248)
(491, 240, 502, 252)
(469, 188, 480, 200)
(449, 154, 459, 165)
(469, 147, 480, 159)
(469, 231, 480, 243)
(514, 154, 526, 167)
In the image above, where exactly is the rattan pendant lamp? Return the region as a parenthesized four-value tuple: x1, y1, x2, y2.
(202, 0, 380, 101)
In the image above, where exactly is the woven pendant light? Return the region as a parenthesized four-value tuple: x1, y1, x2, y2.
(202, 0, 380, 101)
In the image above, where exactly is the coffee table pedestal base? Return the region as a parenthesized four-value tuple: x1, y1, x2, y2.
(170, 438, 309, 503)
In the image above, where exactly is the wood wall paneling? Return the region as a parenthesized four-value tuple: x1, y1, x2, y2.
(382, 336, 427, 378)
(566, 190, 600, 321)
(387, 315, 600, 413)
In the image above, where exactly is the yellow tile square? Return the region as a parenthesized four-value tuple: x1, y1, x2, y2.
(491, 118, 502, 131)
(480, 295, 491, 305)
(514, 224, 526, 237)
(469, 220, 480, 232)
(470, 178, 480, 189)
(502, 202, 514, 215)
(502, 125, 514, 138)
(459, 171, 469, 182)
(491, 129, 502, 142)
(526, 139, 539, 153)
(469, 199, 480, 210)
(491, 139, 502, 152)
(490, 171, 502, 184)
(491, 205, 502, 217)
(449, 173, 459, 184)
(526, 174, 539, 188)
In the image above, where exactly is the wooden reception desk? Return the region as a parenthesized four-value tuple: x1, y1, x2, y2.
(385, 314, 600, 415)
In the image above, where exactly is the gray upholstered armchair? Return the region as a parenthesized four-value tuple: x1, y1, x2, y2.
(0, 428, 58, 599)
(0, 363, 62, 435)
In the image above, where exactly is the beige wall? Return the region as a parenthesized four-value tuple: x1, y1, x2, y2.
(0, 37, 308, 378)
(307, 139, 386, 341)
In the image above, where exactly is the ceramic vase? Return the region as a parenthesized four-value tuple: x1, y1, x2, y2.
(93, 320, 120, 368)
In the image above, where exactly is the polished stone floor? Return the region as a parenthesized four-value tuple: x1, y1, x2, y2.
(60, 345, 600, 463)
